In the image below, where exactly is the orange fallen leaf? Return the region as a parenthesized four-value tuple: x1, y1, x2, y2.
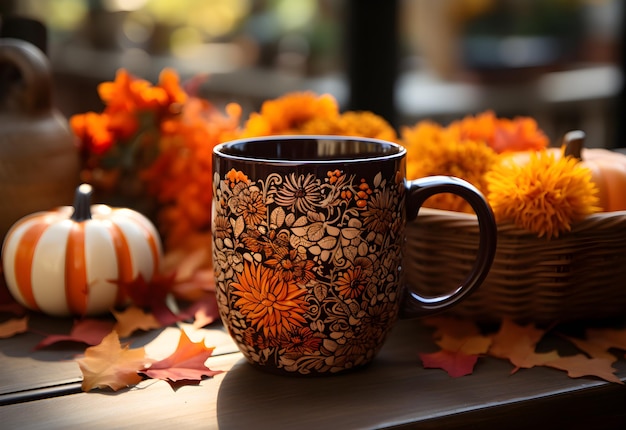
(142, 329, 223, 386)
(425, 316, 492, 355)
(76, 331, 150, 392)
(545, 354, 624, 384)
(418, 317, 490, 377)
(113, 306, 161, 338)
(0, 315, 28, 338)
(488, 318, 560, 372)
(419, 350, 479, 378)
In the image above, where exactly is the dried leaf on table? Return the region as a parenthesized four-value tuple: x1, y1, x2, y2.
(419, 350, 479, 378)
(162, 232, 216, 302)
(34, 318, 115, 350)
(113, 306, 161, 338)
(77, 331, 150, 392)
(544, 354, 624, 384)
(175, 293, 220, 329)
(116, 273, 178, 326)
(0, 315, 28, 338)
(487, 318, 560, 372)
(141, 329, 223, 388)
(566, 327, 626, 361)
(419, 317, 492, 377)
(424, 316, 492, 355)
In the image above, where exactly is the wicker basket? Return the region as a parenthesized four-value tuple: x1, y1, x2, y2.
(405, 208, 626, 324)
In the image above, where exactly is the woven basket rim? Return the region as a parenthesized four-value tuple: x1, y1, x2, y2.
(415, 207, 626, 237)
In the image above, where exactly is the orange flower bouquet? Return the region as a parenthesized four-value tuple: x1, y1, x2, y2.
(70, 69, 241, 247)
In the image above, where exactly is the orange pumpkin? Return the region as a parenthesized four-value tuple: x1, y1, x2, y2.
(501, 130, 626, 212)
(1, 184, 163, 316)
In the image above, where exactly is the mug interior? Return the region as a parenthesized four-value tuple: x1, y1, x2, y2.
(216, 135, 404, 162)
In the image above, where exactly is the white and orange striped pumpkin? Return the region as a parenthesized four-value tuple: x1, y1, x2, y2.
(1, 184, 163, 316)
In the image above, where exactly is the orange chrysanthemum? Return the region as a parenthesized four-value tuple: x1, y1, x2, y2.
(300, 111, 398, 142)
(486, 150, 600, 238)
(240, 91, 339, 137)
(401, 121, 498, 213)
(231, 262, 308, 338)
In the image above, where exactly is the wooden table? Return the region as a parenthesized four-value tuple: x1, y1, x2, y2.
(1, 314, 625, 429)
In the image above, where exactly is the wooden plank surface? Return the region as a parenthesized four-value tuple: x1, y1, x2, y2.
(1, 316, 625, 429)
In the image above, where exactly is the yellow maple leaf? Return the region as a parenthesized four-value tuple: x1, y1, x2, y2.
(76, 331, 150, 392)
(488, 318, 560, 372)
(424, 316, 492, 355)
(113, 306, 161, 338)
(545, 355, 624, 384)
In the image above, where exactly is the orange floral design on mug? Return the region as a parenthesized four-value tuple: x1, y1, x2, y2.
(212, 167, 405, 374)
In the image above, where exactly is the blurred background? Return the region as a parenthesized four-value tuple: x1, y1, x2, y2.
(0, 0, 623, 147)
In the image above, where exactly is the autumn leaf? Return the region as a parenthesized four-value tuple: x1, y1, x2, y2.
(34, 318, 115, 349)
(172, 268, 216, 302)
(417, 317, 491, 377)
(419, 350, 479, 378)
(577, 327, 626, 359)
(488, 318, 560, 372)
(0, 316, 28, 338)
(116, 273, 178, 326)
(141, 329, 223, 386)
(424, 316, 492, 355)
(113, 306, 161, 338)
(544, 354, 624, 384)
(77, 331, 150, 392)
(174, 293, 220, 329)
(162, 232, 216, 302)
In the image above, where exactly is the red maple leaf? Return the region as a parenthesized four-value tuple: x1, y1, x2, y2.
(141, 329, 223, 388)
(34, 318, 115, 349)
(419, 350, 479, 378)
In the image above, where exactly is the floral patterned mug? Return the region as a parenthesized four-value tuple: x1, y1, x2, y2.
(212, 136, 497, 375)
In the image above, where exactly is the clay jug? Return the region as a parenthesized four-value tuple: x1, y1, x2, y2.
(0, 38, 80, 241)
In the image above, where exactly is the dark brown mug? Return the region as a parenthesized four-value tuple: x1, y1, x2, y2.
(212, 136, 497, 375)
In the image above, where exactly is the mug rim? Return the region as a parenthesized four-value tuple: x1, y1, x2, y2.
(213, 135, 406, 165)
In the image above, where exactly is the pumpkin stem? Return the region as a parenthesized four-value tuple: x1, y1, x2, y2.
(71, 184, 93, 222)
(563, 130, 586, 162)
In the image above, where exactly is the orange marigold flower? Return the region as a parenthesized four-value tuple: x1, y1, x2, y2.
(486, 150, 600, 238)
(98, 68, 170, 114)
(241, 91, 339, 137)
(447, 110, 549, 153)
(232, 262, 309, 337)
(69, 112, 115, 155)
(157, 67, 188, 106)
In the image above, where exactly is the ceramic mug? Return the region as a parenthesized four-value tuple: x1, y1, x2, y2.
(212, 136, 497, 375)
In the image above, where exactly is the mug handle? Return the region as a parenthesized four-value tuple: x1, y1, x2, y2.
(401, 175, 497, 317)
